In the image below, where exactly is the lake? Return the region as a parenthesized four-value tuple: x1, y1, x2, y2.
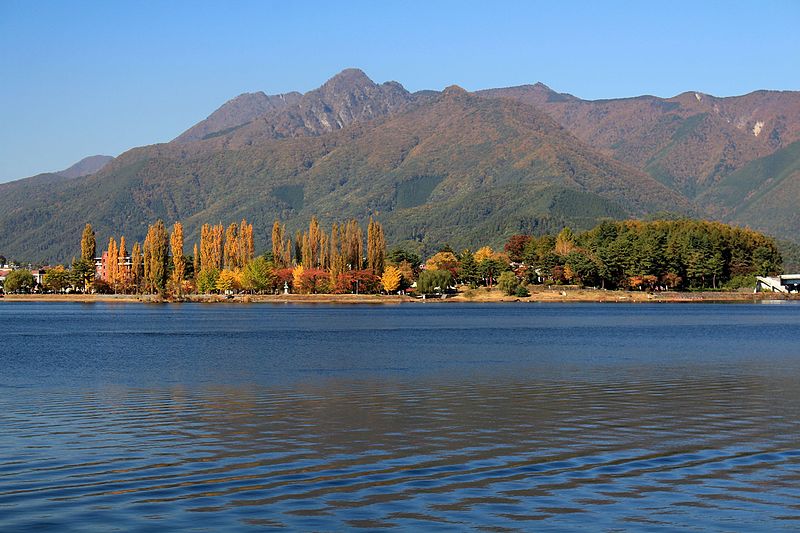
(1, 302, 800, 531)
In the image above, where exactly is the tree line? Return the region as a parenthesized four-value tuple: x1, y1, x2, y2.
(2, 217, 783, 296)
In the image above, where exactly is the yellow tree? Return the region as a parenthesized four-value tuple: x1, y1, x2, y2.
(200, 223, 223, 271)
(131, 242, 143, 292)
(343, 219, 363, 269)
(143, 220, 169, 294)
(474, 246, 495, 263)
(427, 251, 459, 271)
(170, 222, 185, 296)
(292, 264, 305, 293)
(216, 269, 241, 293)
(367, 217, 386, 274)
(308, 216, 321, 267)
(224, 223, 239, 269)
(237, 219, 254, 267)
(118, 236, 129, 292)
(193, 243, 199, 278)
(381, 265, 402, 293)
(107, 237, 119, 291)
(301, 231, 312, 268)
(555, 227, 576, 256)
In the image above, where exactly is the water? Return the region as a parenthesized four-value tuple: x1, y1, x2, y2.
(1, 302, 800, 531)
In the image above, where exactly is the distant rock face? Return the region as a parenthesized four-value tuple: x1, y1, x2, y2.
(174, 91, 302, 142)
(173, 68, 413, 147)
(55, 155, 114, 179)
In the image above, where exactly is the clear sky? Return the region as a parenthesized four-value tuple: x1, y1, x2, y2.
(1, 0, 798, 182)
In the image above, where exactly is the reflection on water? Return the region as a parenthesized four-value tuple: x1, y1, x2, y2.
(1, 303, 800, 531)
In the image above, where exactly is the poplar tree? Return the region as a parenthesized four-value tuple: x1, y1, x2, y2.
(118, 236, 129, 292)
(237, 219, 254, 267)
(343, 219, 363, 270)
(272, 221, 285, 267)
(367, 217, 386, 274)
(193, 243, 200, 277)
(81, 223, 96, 262)
(200, 223, 223, 271)
(131, 242, 143, 292)
(143, 220, 169, 294)
(224, 223, 239, 270)
(107, 237, 118, 292)
(308, 216, 321, 267)
(170, 222, 185, 296)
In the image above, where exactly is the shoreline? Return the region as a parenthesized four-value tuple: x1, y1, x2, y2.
(1, 289, 796, 305)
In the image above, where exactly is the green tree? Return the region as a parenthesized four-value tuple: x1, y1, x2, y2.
(71, 258, 96, 292)
(497, 271, 519, 295)
(43, 266, 71, 293)
(458, 249, 480, 286)
(81, 223, 96, 262)
(4, 269, 35, 293)
(197, 268, 220, 294)
(416, 269, 453, 295)
(240, 256, 275, 293)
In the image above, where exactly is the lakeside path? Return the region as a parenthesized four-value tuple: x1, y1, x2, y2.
(1, 290, 796, 304)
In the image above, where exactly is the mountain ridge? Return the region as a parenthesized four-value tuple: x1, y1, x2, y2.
(1, 69, 798, 263)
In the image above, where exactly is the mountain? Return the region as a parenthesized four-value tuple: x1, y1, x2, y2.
(0, 74, 687, 262)
(54, 155, 114, 179)
(1, 69, 798, 263)
(478, 85, 800, 199)
(174, 68, 414, 148)
(174, 92, 302, 143)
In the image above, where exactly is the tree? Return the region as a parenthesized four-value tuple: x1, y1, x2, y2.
(458, 249, 480, 286)
(367, 217, 386, 274)
(387, 247, 421, 269)
(416, 269, 453, 295)
(343, 219, 363, 269)
(197, 268, 219, 294)
(240, 256, 275, 293)
(81, 223, 96, 262)
(131, 242, 143, 292)
(216, 269, 241, 293)
(71, 258, 95, 292)
(118, 236, 130, 293)
(504, 235, 532, 262)
(143, 220, 169, 294)
(272, 221, 286, 267)
(381, 265, 402, 293)
(497, 271, 519, 295)
(237, 219, 254, 267)
(43, 266, 70, 293)
(478, 257, 507, 287)
(4, 269, 35, 293)
(106, 237, 119, 291)
(224, 223, 239, 270)
(200, 223, 224, 272)
(474, 246, 495, 263)
(170, 222, 185, 296)
(555, 227, 576, 256)
(292, 265, 305, 292)
(426, 251, 459, 273)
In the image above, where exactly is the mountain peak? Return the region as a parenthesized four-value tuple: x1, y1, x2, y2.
(322, 68, 375, 91)
(443, 84, 468, 96)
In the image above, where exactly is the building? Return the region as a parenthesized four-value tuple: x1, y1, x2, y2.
(755, 275, 800, 293)
(96, 252, 133, 282)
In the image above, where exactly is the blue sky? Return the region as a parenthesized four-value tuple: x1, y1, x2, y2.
(1, 0, 798, 182)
